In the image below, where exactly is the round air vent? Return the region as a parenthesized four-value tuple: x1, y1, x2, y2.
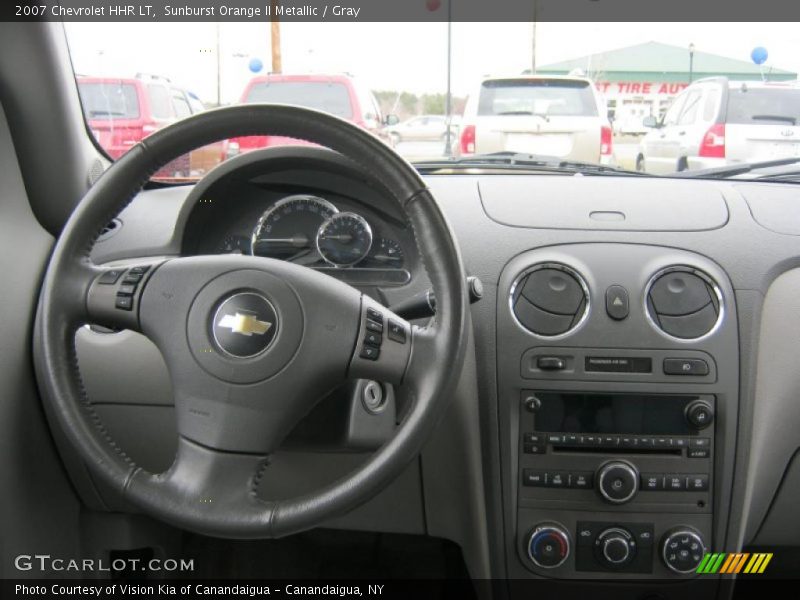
(645, 267, 722, 340)
(511, 264, 589, 337)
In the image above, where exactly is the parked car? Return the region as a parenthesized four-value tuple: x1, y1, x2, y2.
(637, 77, 800, 173)
(229, 73, 395, 155)
(458, 75, 614, 164)
(386, 114, 459, 144)
(77, 74, 227, 178)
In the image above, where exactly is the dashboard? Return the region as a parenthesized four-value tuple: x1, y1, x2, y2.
(75, 146, 800, 596)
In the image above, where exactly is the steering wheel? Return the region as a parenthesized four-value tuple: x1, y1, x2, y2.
(34, 105, 468, 538)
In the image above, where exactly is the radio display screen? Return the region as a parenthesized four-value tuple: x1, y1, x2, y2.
(532, 392, 700, 435)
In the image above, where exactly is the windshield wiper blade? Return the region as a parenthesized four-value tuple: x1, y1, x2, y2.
(673, 157, 800, 179)
(414, 152, 646, 176)
(751, 114, 798, 125)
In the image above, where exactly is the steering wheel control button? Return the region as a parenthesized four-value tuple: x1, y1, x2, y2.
(364, 331, 382, 347)
(685, 399, 715, 430)
(98, 269, 124, 284)
(664, 358, 710, 376)
(662, 529, 706, 574)
(359, 345, 380, 361)
(212, 292, 278, 358)
(366, 307, 383, 323)
(366, 319, 383, 333)
(115, 295, 133, 310)
(597, 461, 639, 504)
(605, 285, 630, 320)
(388, 319, 407, 343)
(526, 524, 570, 569)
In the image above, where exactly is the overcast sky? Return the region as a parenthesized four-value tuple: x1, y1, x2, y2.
(64, 22, 800, 103)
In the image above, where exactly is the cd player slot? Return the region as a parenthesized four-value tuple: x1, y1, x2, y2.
(551, 445, 683, 456)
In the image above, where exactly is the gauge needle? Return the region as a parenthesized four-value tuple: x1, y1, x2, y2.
(372, 254, 401, 262)
(254, 235, 310, 247)
(319, 234, 354, 243)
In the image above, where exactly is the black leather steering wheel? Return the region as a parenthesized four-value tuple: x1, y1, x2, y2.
(34, 105, 468, 538)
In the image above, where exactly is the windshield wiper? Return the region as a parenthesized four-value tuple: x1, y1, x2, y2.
(673, 157, 800, 179)
(414, 152, 647, 176)
(751, 114, 798, 125)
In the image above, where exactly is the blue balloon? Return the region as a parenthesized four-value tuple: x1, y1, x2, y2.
(248, 57, 263, 73)
(751, 47, 768, 65)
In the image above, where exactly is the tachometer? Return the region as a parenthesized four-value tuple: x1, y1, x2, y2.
(316, 212, 373, 267)
(251, 195, 338, 262)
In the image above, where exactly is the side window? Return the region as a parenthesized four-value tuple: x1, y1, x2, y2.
(147, 84, 173, 119)
(703, 88, 721, 122)
(677, 90, 703, 126)
(187, 95, 206, 115)
(663, 93, 687, 126)
(171, 90, 191, 119)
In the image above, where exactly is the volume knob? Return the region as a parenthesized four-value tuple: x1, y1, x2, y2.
(597, 461, 639, 504)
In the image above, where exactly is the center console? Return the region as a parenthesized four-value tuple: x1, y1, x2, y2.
(497, 244, 739, 585)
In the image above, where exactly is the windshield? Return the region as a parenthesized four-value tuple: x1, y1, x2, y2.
(63, 22, 800, 181)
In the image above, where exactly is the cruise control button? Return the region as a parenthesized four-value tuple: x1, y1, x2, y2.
(121, 273, 143, 285)
(366, 320, 383, 333)
(128, 265, 150, 275)
(606, 285, 630, 320)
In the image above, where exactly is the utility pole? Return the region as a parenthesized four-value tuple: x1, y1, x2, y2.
(271, 1, 282, 73)
(443, 0, 452, 156)
(688, 42, 695, 83)
(216, 23, 222, 106)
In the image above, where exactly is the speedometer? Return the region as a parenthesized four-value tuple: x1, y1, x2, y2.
(251, 195, 338, 262)
(316, 212, 373, 267)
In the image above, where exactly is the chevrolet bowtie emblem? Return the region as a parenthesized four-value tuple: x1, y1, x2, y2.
(217, 312, 273, 336)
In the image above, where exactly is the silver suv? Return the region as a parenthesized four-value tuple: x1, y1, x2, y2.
(637, 77, 800, 174)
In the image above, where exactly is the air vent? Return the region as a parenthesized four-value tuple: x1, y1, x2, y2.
(645, 267, 722, 340)
(97, 218, 122, 242)
(511, 264, 589, 337)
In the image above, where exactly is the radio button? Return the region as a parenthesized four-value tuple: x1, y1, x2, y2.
(688, 448, 710, 458)
(620, 436, 637, 448)
(666, 474, 687, 491)
(641, 473, 665, 491)
(523, 470, 547, 487)
(602, 435, 619, 447)
(523, 443, 546, 455)
(565, 434, 579, 446)
(570, 472, 594, 489)
(638, 436, 655, 448)
(523, 433, 543, 444)
(597, 461, 639, 504)
(547, 472, 568, 488)
(689, 437, 710, 448)
(547, 434, 565, 444)
(673, 437, 688, 449)
(655, 437, 672, 448)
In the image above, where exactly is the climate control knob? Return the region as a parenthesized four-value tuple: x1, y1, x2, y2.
(526, 523, 570, 568)
(597, 461, 639, 504)
(661, 528, 706, 574)
(595, 527, 636, 568)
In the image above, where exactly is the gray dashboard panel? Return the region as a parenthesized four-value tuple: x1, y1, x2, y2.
(737, 182, 800, 235)
(479, 176, 729, 231)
